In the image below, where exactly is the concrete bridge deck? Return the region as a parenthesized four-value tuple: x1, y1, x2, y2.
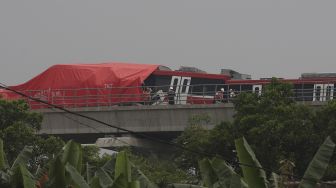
(38, 103, 235, 135)
(38, 101, 326, 137)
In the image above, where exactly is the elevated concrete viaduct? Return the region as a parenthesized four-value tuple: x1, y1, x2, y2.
(37, 102, 325, 147)
(38, 103, 235, 143)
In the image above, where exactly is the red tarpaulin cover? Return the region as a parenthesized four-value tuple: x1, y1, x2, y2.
(0, 62, 159, 108)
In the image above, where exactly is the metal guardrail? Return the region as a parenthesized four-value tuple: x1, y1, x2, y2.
(10, 83, 335, 109)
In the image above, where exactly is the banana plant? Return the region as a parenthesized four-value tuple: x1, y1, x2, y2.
(36, 139, 159, 188)
(234, 136, 335, 188)
(38, 140, 90, 188)
(90, 151, 142, 188)
(199, 158, 247, 188)
(235, 137, 269, 188)
(299, 136, 335, 188)
(0, 138, 36, 188)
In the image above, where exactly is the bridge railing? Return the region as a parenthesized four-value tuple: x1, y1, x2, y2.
(11, 82, 335, 109)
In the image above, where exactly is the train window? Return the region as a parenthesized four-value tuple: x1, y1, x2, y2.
(181, 79, 189, 93)
(173, 78, 179, 91)
(191, 85, 203, 95)
(205, 85, 216, 96)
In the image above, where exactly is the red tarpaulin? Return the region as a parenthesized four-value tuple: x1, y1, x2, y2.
(0, 62, 159, 108)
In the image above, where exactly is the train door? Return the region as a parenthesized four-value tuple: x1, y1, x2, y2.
(170, 76, 181, 104)
(179, 77, 191, 104)
(170, 76, 191, 104)
(253, 85, 262, 96)
(313, 84, 323, 101)
(325, 84, 334, 101)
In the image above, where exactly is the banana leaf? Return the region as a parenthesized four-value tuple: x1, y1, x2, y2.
(269, 173, 280, 188)
(0, 139, 7, 170)
(47, 156, 66, 188)
(90, 176, 102, 188)
(299, 136, 335, 188)
(62, 140, 83, 172)
(114, 151, 131, 185)
(65, 163, 90, 188)
(211, 158, 248, 188)
(96, 167, 114, 188)
(112, 174, 128, 188)
(129, 180, 140, 188)
(102, 158, 116, 175)
(199, 159, 217, 188)
(235, 137, 268, 188)
(11, 146, 32, 170)
(134, 167, 158, 188)
(10, 164, 36, 188)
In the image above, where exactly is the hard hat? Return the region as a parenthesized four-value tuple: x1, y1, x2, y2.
(169, 87, 173, 90)
(221, 88, 224, 92)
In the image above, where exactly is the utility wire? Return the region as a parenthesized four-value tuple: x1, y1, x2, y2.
(0, 83, 333, 185)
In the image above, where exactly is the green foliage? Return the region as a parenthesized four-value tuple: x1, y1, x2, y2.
(10, 164, 36, 188)
(207, 121, 236, 164)
(130, 152, 193, 187)
(0, 137, 35, 188)
(0, 139, 7, 170)
(175, 115, 211, 177)
(65, 163, 91, 188)
(115, 151, 132, 184)
(166, 184, 206, 188)
(232, 82, 336, 178)
(2, 122, 36, 163)
(193, 136, 335, 188)
(0, 99, 42, 130)
(269, 173, 280, 188)
(31, 136, 64, 173)
(235, 137, 268, 188)
(232, 80, 318, 174)
(42, 140, 84, 188)
(62, 140, 83, 172)
(133, 167, 159, 188)
(95, 168, 114, 188)
(175, 78, 336, 181)
(0, 98, 64, 170)
(299, 137, 335, 188)
(199, 158, 247, 188)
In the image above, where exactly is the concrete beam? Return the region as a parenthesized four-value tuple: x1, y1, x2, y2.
(38, 103, 235, 135)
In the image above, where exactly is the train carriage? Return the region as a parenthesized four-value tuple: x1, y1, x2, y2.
(226, 78, 335, 102)
(0, 62, 335, 109)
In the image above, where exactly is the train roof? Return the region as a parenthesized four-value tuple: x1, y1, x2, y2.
(227, 78, 336, 85)
(152, 69, 230, 80)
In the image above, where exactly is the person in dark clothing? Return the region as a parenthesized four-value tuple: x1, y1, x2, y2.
(167, 87, 175, 105)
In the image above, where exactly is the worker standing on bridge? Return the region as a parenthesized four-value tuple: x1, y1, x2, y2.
(214, 88, 225, 103)
(143, 87, 152, 105)
(168, 87, 175, 105)
(229, 89, 236, 99)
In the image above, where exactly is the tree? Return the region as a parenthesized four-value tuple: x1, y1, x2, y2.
(174, 114, 211, 179)
(227, 78, 322, 175)
(0, 98, 64, 170)
(314, 100, 336, 180)
(175, 78, 335, 178)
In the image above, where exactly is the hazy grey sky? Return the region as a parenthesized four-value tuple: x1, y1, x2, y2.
(1, 1, 336, 85)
